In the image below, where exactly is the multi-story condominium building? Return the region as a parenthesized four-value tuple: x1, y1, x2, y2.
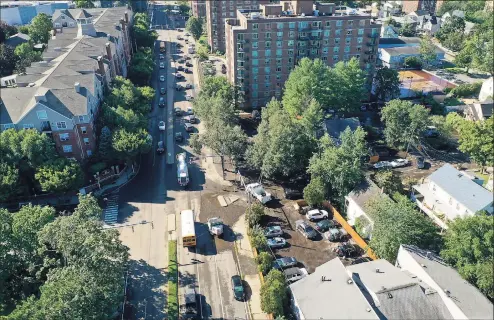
(225, 1, 381, 109)
(0, 7, 133, 161)
(206, 0, 274, 53)
(402, 0, 443, 15)
(190, 0, 206, 18)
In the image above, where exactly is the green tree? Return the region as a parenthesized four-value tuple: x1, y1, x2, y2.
(436, 16, 466, 42)
(0, 43, 17, 77)
(419, 35, 437, 66)
(374, 67, 401, 101)
(246, 203, 265, 228)
(0, 21, 18, 42)
(14, 42, 42, 73)
(441, 213, 493, 299)
(189, 133, 202, 154)
(441, 32, 465, 52)
(456, 117, 494, 170)
(18, 25, 29, 35)
(98, 126, 113, 161)
(132, 13, 158, 48)
(260, 269, 287, 317)
(454, 40, 474, 72)
(35, 158, 84, 193)
(282, 58, 332, 117)
(331, 58, 367, 113)
(400, 22, 416, 37)
(186, 16, 203, 40)
(255, 252, 273, 275)
(200, 122, 247, 166)
(247, 100, 314, 179)
(299, 98, 324, 138)
(102, 104, 147, 132)
(74, 0, 95, 8)
(74, 194, 102, 220)
(17, 129, 58, 167)
(403, 56, 422, 69)
(248, 225, 268, 251)
(380, 100, 430, 149)
(128, 47, 155, 86)
(28, 13, 52, 44)
(112, 128, 152, 161)
(0, 162, 20, 202)
(107, 76, 153, 114)
(372, 170, 403, 195)
(303, 176, 325, 206)
(308, 127, 368, 200)
(367, 196, 442, 262)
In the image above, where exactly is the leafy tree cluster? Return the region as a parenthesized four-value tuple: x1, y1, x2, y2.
(367, 196, 442, 262)
(282, 57, 367, 117)
(28, 14, 52, 45)
(449, 82, 483, 98)
(185, 16, 203, 41)
(1, 195, 129, 318)
(373, 67, 401, 102)
(441, 212, 493, 299)
(0, 129, 84, 201)
(98, 76, 154, 163)
(255, 252, 273, 275)
(128, 47, 154, 86)
(132, 13, 158, 49)
(454, 17, 493, 74)
(436, 16, 466, 52)
(371, 169, 404, 196)
(419, 35, 438, 67)
(74, 0, 95, 8)
(248, 225, 268, 252)
(0, 43, 16, 77)
(260, 269, 288, 317)
(0, 21, 18, 43)
(380, 99, 430, 149)
(246, 203, 265, 228)
(14, 42, 42, 73)
(403, 56, 422, 69)
(437, 1, 489, 24)
(400, 22, 416, 37)
(192, 76, 247, 164)
(307, 127, 368, 202)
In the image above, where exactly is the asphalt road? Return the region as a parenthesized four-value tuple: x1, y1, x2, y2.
(116, 6, 249, 320)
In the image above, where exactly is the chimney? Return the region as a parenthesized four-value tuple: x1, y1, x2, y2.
(120, 19, 126, 32)
(105, 43, 112, 60)
(375, 268, 380, 273)
(97, 56, 105, 75)
(75, 82, 81, 93)
(124, 11, 129, 23)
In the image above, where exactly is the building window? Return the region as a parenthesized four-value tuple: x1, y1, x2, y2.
(63, 145, 73, 153)
(83, 138, 90, 145)
(277, 23, 284, 29)
(358, 37, 363, 44)
(333, 55, 339, 61)
(87, 150, 92, 156)
(334, 38, 340, 44)
(322, 47, 329, 54)
(325, 21, 331, 27)
(81, 126, 87, 134)
(336, 20, 343, 27)
(322, 56, 328, 61)
(264, 75, 270, 81)
(324, 30, 330, 37)
(265, 59, 271, 65)
(359, 20, 365, 26)
(276, 66, 282, 72)
(252, 50, 258, 57)
(37, 110, 48, 120)
(277, 31, 283, 38)
(252, 59, 259, 66)
(289, 22, 295, 29)
(265, 83, 270, 88)
(276, 58, 282, 65)
(288, 40, 294, 47)
(253, 84, 258, 90)
(253, 33, 258, 39)
(253, 67, 259, 74)
(266, 41, 271, 48)
(346, 37, 351, 44)
(60, 133, 70, 141)
(265, 32, 271, 39)
(335, 30, 341, 36)
(78, 115, 86, 122)
(265, 49, 271, 56)
(23, 124, 34, 129)
(288, 57, 293, 64)
(56, 121, 67, 129)
(298, 21, 308, 29)
(266, 23, 271, 30)
(277, 41, 282, 47)
(344, 46, 350, 53)
(346, 30, 352, 35)
(2, 123, 14, 130)
(265, 67, 270, 73)
(358, 28, 364, 35)
(252, 41, 258, 49)
(61, 15, 65, 20)
(288, 49, 294, 55)
(276, 49, 282, 56)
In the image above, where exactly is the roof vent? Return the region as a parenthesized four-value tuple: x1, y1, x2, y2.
(375, 268, 380, 273)
(74, 82, 80, 93)
(347, 279, 353, 284)
(421, 263, 427, 267)
(444, 289, 451, 297)
(366, 308, 372, 312)
(387, 293, 393, 299)
(426, 251, 432, 260)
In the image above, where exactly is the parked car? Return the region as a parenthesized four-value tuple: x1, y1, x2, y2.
(179, 287, 198, 319)
(306, 209, 329, 221)
(283, 267, 308, 283)
(177, 65, 184, 71)
(185, 83, 192, 89)
(315, 219, 340, 232)
(324, 228, 348, 242)
(176, 73, 184, 79)
(175, 132, 183, 142)
(335, 243, 359, 258)
(389, 158, 409, 168)
(159, 97, 165, 108)
(176, 35, 183, 40)
(231, 275, 245, 301)
(184, 115, 196, 124)
(264, 226, 283, 238)
(186, 62, 193, 67)
(373, 161, 392, 169)
(160, 75, 165, 82)
(184, 122, 194, 132)
(296, 220, 317, 239)
(267, 237, 287, 249)
(160, 62, 165, 69)
(187, 106, 194, 115)
(273, 257, 298, 270)
(282, 185, 303, 200)
(176, 84, 183, 91)
(174, 107, 182, 116)
(246, 183, 272, 205)
(184, 55, 191, 60)
(158, 121, 166, 131)
(160, 87, 166, 95)
(184, 32, 190, 36)
(184, 68, 192, 73)
(178, 58, 185, 63)
(350, 257, 372, 265)
(156, 141, 165, 154)
(415, 156, 425, 169)
(185, 94, 193, 101)
(159, 54, 164, 60)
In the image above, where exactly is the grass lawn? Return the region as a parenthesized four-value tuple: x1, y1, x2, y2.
(168, 240, 178, 320)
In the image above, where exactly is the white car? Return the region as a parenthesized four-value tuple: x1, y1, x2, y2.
(160, 62, 165, 69)
(306, 209, 329, 221)
(160, 75, 165, 82)
(159, 54, 164, 60)
(187, 106, 194, 115)
(246, 183, 272, 205)
(373, 161, 392, 169)
(185, 94, 193, 101)
(390, 159, 410, 168)
(158, 121, 166, 131)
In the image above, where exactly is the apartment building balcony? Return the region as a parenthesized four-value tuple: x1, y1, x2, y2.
(298, 35, 309, 41)
(366, 41, 376, 47)
(365, 49, 376, 55)
(238, 47, 249, 53)
(309, 35, 322, 40)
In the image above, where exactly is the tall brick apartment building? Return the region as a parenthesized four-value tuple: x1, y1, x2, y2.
(225, 1, 381, 108)
(190, 0, 206, 18)
(0, 7, 133, 161)
(206, 0, 276, 53)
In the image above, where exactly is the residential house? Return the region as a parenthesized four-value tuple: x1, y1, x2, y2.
(0, 7, 133, 161)
(4, 33, 31, 47)
(379, 45, 444, 69)
(0, 1, 70, 26)
(464, 100, 493, 122)
(344, 177, 389, 239)
(381, 1, 402, 18)
(479, 76, 493, 101)
(441, 10, 475, 35)
(380, 25, 400, 38)
(396, 245, 494, 320)
(412, 164, 494, 230)
(323, 118, 361, 143)
(290, 257, 456, 320)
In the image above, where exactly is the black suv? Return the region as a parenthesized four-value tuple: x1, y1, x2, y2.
(179, 287, 198, 319)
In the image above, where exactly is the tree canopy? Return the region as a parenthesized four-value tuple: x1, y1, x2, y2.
(0, 21, 18, 43)
(74, 0, 95, 8)
(132, 13, 158, 49)
(185, 16, 203, 40)
(35, 158, 84, 193)
(419, 35, 437, 66)
(373, 67, 401, 101)
(14, 42, 42, 73)
(128, 47, 154, 86)
(0, 44, 17, 77)
(28, 14, 52, 44)
(260, 269, 287, 317)
(455, 117, 494, 169)
(441, 212, 493, 299)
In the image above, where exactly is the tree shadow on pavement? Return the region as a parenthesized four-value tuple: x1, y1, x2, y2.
(127, 259, 167, 320)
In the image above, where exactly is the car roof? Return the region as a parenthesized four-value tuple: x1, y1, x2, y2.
(307, 209, 321, 214)
(232, 275, 242, 284)
(278, 257, 296, 262)
(284, 267, 302, 275)
(268, 225, 282, 230)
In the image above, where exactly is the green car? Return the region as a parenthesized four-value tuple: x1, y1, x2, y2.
(231, 275, 245, 301)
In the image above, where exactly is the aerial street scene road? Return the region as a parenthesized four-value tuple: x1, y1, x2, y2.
(0, 0, 493, 319)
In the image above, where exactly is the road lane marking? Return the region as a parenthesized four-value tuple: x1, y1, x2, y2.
(214, 255, 226, 319)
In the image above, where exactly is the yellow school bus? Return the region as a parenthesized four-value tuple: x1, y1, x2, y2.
(181, 209, 196, 247)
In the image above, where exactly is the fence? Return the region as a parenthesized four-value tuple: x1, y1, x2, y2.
(324, 202, 378, 260)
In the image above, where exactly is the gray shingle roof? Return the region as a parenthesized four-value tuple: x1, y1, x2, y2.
(399, 245, 494, 319)
(324, 117, 361, 141)
(4, 33, 31, 47)
(75, 9, 93, 19)
(290, 258, 379, 320)
(0, 87, 38, 124)
(427, 164, 493, 213)
(346, 177, 389, 221)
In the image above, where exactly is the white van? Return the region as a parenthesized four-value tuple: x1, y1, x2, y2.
(283, 267, 308, 283)
(187, 46, 195, 54)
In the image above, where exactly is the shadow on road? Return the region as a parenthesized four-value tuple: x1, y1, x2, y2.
(127, 259, 167, 320)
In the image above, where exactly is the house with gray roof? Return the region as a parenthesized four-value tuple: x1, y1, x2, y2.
(323, 117, 361, 144)
(4, 32, 31, 47)
(290, 257, 456, 320)
(412, 164, 493, 229)
(0, 6, 133, 161)
(396, 245, 494, 319)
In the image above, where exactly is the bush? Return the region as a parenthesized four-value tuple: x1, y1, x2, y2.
(246, 203, 265, 228)
(260, 269, 288, 317)
(249, 224, 267, 251)
(303, 177, 325, 206)
(255, 251, 273, 275)
(404, 56, 422, 69)
(444, 67, 467, 74)
(355, 216, 371, 239)
(450, 82, 482, 98)
(168, 240, 178, 320)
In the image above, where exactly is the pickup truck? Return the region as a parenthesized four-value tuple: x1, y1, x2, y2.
(246, 183, 272, 205)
